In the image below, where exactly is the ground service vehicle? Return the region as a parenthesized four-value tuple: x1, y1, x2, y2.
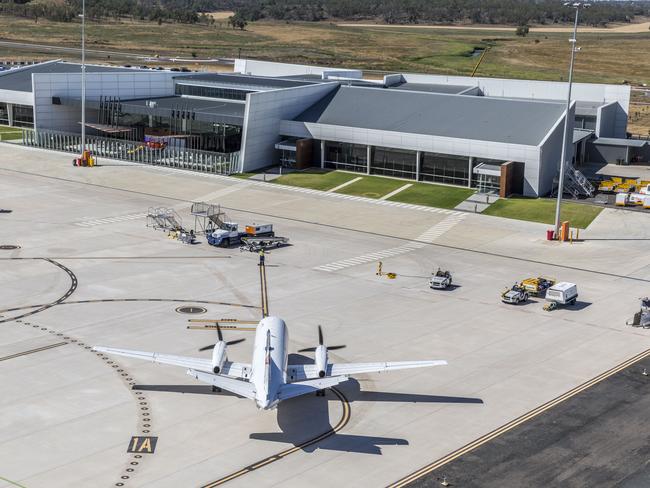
(240, 236, 289, 252)
(501, 284, 529, 304)
(628, 297, 650, 327)
(520, 277, 555, 296)
(429, 269, 452, 289)
(208, 223, 275, 248)
(543, 282, 578, 311)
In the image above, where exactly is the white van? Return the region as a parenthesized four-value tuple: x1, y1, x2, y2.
(545, 282, 578, 306)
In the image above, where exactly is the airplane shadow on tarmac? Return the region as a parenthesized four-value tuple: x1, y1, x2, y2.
(249, 354, 483, 455)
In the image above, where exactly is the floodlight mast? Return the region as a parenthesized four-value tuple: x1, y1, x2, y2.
(80, 0, 86, 155)
(554, 2, 589, 239)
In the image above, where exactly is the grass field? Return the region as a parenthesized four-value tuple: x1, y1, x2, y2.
(388, 183, 475, 209)
(335, 175, 407, 198)
(271, 170, 359, 191)
(0, 16, 649, 85)
(482, 197, 603, 229)
(0, 125, 23, 141)
(271, 171, 476, 209)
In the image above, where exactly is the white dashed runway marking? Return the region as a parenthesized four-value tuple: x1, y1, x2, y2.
(314, 213, 466, 272)
(75, 213, 145, 227)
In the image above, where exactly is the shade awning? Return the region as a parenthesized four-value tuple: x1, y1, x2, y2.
(473, 162, 502, 177)
(592, 137, 648, 148)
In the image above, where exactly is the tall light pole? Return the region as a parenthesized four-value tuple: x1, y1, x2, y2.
(554, 2, 588, 239)
(80, 0, 86, 155)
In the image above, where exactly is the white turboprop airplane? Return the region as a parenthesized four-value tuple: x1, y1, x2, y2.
(93, 255, 447, 410)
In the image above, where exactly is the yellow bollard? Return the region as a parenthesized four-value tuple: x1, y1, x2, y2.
(576, 228, 580, 241)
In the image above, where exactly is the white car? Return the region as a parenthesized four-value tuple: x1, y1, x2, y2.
(430, 269, 452, 289)
(501, 285, 529, 304)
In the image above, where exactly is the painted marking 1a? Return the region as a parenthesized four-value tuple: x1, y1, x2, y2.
(127, 436, 158, 454)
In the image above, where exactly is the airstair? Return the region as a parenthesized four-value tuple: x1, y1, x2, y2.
(190, 202, 229, 234)
(147, 207, 183, 230)
(554, 163, 594, 198)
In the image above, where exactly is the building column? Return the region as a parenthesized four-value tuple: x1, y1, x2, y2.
(7, 103, 14, 127)
(415, 151, 421, 181)
(366, 145, 371, 175)
(320, 140, 325, 169)
(467, 157, 473, 188)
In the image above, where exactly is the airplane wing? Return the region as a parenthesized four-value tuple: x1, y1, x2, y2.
(278, 376, 348, 401)
(288, 360, 447, 381)
(92, 346, 251, 378)
(187, 369, 256, 400)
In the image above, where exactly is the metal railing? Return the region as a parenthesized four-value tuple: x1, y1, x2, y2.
(23, 129, 240, 176)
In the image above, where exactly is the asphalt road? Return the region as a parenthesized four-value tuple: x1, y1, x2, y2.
(0, 39, 232, 64)
(409, 352, 650, 488)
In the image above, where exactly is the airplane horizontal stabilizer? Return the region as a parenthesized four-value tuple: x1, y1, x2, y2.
(187, 369, 256, 401)
(278, 376, 348, 401)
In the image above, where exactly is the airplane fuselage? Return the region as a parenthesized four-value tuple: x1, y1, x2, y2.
(250, 316, 289, 409)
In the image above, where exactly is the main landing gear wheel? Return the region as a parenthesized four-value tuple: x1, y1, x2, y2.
(212, 386, 222, 393)
(316, 389, 326, 397)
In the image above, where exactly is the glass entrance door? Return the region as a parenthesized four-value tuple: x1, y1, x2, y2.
(475, 173, 500, 194)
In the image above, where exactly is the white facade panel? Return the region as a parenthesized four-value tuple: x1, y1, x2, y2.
(32, 71, 176, 132)
(240, 82, 338, 170)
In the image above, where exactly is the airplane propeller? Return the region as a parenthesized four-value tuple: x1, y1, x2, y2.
(199, 323, 245, 352)
(298, 325, 346, 353)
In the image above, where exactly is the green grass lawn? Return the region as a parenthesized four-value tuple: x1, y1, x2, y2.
(230, 172, 256, 179)
(0, 126, 23, 141)
(271, 170, 359, 191)
(335, 175, 406, 198)
(482, 197, 603, 229)
(388, 182, 475, 209)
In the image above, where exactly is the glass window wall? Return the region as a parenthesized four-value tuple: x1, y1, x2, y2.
(420, 152, 469, 185)
(370, 146, 416, 179)
(0, 102, 8, 125)
(324, 141, 367, 173)
(175, 84, 251, 101)
(12, 104, 33, 128)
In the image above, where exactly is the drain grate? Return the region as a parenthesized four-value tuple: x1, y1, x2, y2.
(175, 306, 207, 315)
(0, 245, 20, 250)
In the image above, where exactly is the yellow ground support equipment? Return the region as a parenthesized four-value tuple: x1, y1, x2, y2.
(615, 181, 635, 193)
(520, 277, 556, 296)
(598, 180, 618, 192)
(543, 301, 558, 311)
(72, 150, 95, 167)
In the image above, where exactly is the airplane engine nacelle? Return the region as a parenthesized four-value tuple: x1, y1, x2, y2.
(211, 341, 227, 374)
(315, 345, 327, 378)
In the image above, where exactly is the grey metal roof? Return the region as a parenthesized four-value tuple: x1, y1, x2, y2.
(295, 86, 566, 146)
(0, 61, 137, 93)
(63, 95, 245, 125)
(592, 137, 648, 147)
(388, 82, 473, 95)
(174, 73, 316, 91)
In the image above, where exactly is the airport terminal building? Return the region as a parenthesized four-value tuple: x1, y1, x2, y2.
(0, 58, 641, 197)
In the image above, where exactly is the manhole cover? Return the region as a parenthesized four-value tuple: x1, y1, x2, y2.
(175, 306, 207, 315)
(0, 245, 20, 250)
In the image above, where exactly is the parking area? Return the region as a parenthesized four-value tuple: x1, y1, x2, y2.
(1, 144, 650, 488)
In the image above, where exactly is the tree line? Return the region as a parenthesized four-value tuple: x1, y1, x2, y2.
(234, 0, 650, 27)
(1, 0, 649, 26)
